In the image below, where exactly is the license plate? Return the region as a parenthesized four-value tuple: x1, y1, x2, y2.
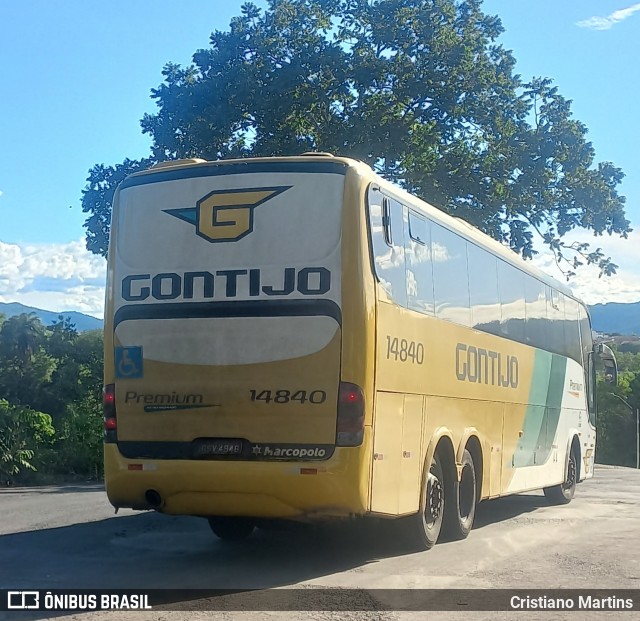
(194, 439, 243, 457)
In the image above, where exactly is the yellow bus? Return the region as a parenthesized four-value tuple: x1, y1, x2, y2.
(103, 154, 617, 548)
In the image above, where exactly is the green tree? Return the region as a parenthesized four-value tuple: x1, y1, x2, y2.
(82, 157, 154, 256)
(595, 348, 640, 467)
(0, 314, 105, 482)
(0, 314, 56, 407)
(37, 326, 105, 478)
(43, 394, 104, 479)
(596, 383, 637, 467)
(0, 400, 55, 484)
(629, 374, 640, 404)
(0, 313, 46, 361)
(36, 320, 103, 420)
(82, 0, 629, 274)
(43, 324, 103, 478)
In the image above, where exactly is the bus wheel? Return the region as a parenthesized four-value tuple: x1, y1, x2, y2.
(208, 517, 255, 541)
(403, 452, 445, 550)
(544, 447, 577, 505)
(443, 449, 476, 541)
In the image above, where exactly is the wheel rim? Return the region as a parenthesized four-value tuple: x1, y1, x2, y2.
(426, 471, 443, 525)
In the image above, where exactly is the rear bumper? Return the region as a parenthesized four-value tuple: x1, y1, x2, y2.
(104, 432, 371, 519)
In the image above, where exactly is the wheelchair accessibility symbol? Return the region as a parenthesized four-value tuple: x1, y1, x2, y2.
(115, 346, 143, 378)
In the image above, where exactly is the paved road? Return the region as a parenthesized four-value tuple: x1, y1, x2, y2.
(1, 466, 639, 620)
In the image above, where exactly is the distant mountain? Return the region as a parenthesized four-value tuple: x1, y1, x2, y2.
(0, 302, 103, 332)
(589, 301, 640, 336)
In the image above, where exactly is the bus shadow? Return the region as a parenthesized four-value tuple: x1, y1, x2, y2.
(0, 492, 551, 619)
(473, 492, 549, 530)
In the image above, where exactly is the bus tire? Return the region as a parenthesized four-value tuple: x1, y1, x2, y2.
(544, 446, 577, 505)
(403, 451, 446, 550)
(208, 517, 255, 541)
(442, 449, 476, 541)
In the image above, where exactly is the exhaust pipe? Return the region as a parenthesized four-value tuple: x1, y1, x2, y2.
(145, 489, 163, 509)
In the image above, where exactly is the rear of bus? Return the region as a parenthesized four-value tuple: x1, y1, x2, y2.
(103, 156, 372, 532)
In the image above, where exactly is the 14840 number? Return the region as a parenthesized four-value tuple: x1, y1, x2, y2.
(386, 336, 424, 364)
(249, 389, 327, 404)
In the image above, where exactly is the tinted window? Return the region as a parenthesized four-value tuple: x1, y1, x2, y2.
(406, 211, 434, 315)
(579, 305, 596, 424)
(587, 352, 596, 425)
(367, 188, 407, 306)
(547, 287, 567, 357)
(525, 276, 547, 348)
(468, 243, 500, 335)
(498, 261, 526, 342)
(579, 304, 593, 365)
(564, 297, 582, 363)
(432, 223, 471, 326)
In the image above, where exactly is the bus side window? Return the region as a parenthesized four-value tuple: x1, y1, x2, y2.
(525, 277, 547, 349)
(432, 223, 471, 326)
(386, 198, 407, 307)
(578, 305, 596, 425)
(546, 287, 567, 358)
(382, 198, 392, 245)
(587, 352, 596, 425)
(406, 211, 434, 315)
(468, 242, 500, 334)
(498, 260, 526, 342)
(564, 297, 581, 363)
(578, 304, 593, 367)
(366, 187, 407, 307)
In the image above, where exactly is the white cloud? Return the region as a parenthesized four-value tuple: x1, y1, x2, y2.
(0, 239, 106, 318)
(576, 3, 640, 30)
(532, 229, 640, 305)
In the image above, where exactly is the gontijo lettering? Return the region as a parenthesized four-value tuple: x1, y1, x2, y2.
(456, 342, 518, 388)
(122, 267, 331, 301)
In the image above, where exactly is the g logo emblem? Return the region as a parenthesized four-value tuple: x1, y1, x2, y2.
(164, 186, 291, 243)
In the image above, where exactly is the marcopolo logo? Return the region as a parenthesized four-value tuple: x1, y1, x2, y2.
(250, 444, 333, 460)
(163, 186, 292, 243)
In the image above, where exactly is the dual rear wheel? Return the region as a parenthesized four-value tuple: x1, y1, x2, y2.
(404, 448, 477, 550)
(207, 449, 477, 548)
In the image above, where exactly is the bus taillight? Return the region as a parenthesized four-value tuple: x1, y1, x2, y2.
(336, 382, 365, 447)
(103, 383, 117, 443)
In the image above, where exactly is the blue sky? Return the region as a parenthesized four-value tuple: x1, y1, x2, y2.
(0, 0, 638, 317)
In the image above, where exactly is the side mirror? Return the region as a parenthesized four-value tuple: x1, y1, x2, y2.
(597, 343, 618, 386)
(602, 359, 617, 385)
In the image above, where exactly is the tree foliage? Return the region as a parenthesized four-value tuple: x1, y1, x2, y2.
(46, 395, 103, 479)
(0, 400, 54, 485)
(82, 0, 630, 275)
(0, 314, 104, 483)
(596, 347, 640, 468)
(0, 314, 55, 408)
